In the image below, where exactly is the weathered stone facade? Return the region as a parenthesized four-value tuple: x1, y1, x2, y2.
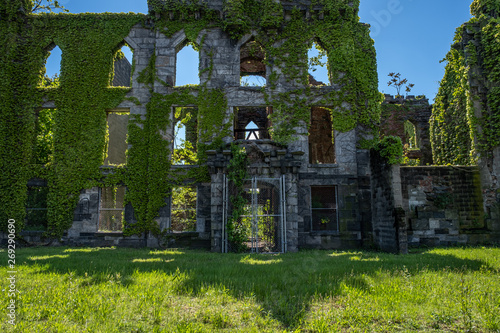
(3, 0, 499, 252)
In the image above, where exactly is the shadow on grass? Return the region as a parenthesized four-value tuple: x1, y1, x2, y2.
(13, 246, 497, 328)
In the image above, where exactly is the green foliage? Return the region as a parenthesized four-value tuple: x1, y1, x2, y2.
(173, 107, 198, 165)
(226, 144, 248, 252)
(0, 10, 143, 236)
(32, 108, 54, 165)
(432, 3, 500, 166)
(170, 186, 197, 232)
(479, 18, 500, 150)
(375, 136, 404, 165)
(471, 0, 500, 18)
(387, 72, 414, 97)
(431, 46, 474, 166)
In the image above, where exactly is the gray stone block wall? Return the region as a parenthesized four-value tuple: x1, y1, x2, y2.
(112, 57, 131, 87)
(401, 166, 498, 246)
(370, 150, 407, 253)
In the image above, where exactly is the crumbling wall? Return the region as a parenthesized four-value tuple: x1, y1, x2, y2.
(380, 95, 432, 165)
(401, 166, 499, 246)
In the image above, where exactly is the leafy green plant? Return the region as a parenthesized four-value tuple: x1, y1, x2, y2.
(375, 136, 404, 165)
(226, 144, 249, 252)
(387, 72, 414, 98)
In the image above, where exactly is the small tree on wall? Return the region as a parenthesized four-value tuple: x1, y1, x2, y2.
(387, 72, 414, 98)
(31, 0, 68, 13)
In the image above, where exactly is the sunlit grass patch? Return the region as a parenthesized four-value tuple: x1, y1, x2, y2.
(149, 249, 185, 256)
(63, 247, 117, 253)
(28, 254, 69, 261)
(131, 258, 174, 263)
(240, 255, 283, 265)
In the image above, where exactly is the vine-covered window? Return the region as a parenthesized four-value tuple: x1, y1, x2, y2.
(308, 41, 329, 86)
(170, 187, 197, 232)
(104, 110, 129, 165)
(173, 107, 198, 165)
(240, 40, 266, 87)
(25, 186, 49, 231)
(112, 43, 133, 87)
(98, 186, 125, 232)
(175, 43, 200, 86)
(41, 44, 61, 87)
(33, 108, 55, 165)
(309, 107, 335, 164)
(311, 186, 338, 232)
(404, 120, 418, 149)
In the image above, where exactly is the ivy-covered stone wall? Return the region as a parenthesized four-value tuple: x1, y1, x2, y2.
(1, 0, 381, 251)
(431, 0, 500, 221)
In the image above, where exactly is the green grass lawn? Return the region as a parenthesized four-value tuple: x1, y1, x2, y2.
(1, 246, 499, 332)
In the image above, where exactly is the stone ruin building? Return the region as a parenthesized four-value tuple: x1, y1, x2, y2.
(1, 0, 499, 253)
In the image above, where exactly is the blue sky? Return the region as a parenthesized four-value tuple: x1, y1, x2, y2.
(45, 0, 473, 102)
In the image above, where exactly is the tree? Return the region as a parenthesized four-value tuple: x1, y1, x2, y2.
(387, 72, 414, 97)
(31, 0, 69, 13)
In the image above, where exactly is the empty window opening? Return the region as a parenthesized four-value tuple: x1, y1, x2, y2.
(308, 41, 329, 86)
(309, 107, 335, 164)
(245, 121, 260, 140)
(41, 44, 61, 87)
(234, 107, 272, 140)
(104, 111, 129, 165)
(404, 120, 418, 149)
(33, 108, 55, 165)
(311, 186, 338, 232)
(240, 40, 266, 87)
(175, 43, 200, 86)
(241, 75, 266, 87)
(112, 43, 133, 87)
(25, 186, 49, 231)
(170, 187, 197, 232)
(173, 107, 198, 165)
(98, 186, 125, 232)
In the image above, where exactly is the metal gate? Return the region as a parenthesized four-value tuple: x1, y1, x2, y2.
(222, 176, 287, 253)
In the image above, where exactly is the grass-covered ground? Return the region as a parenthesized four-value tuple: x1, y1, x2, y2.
(1, 246, 499, 332)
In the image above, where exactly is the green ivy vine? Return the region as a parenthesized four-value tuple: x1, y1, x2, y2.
(1, 0, 381, 239)
(431, 1, 500, 165)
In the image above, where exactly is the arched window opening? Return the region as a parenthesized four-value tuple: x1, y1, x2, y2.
(309, 106, 335, 164)
(404, 120, 418, 149)
(240, 40, 266, 87)
(308, 41, 329, 86)
(234, 107, 272, 141)
(173, 107, 198, 165)
(403, 120, 421, 165)
(112, 43, 133, 87)
(41, 44, 61, 87)
(33, 108, 55, 165)
(176, 43, 200, 86)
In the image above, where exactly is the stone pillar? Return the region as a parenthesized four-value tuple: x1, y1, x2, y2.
(285, 173, 299, 252)
(210, 172, 224, 252)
